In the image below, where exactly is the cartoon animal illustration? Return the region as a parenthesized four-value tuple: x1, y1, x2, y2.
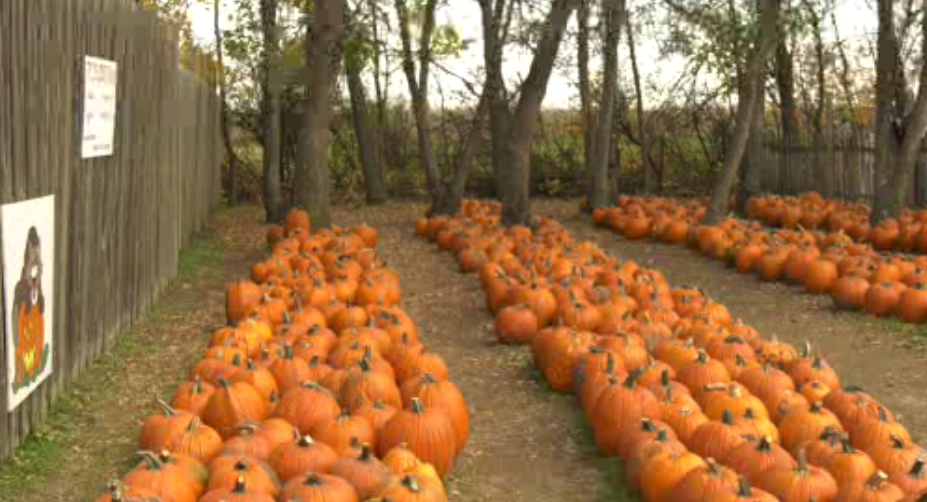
(12, 227, 47, 390)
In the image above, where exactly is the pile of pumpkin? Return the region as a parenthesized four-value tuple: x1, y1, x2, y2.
(746, 193, 927, 253)
(594, 196, 927, 324)
(95, 209, 467, 502)
(419, 199, 926, 501)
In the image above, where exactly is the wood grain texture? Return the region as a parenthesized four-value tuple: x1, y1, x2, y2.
(0, 0, 221, 460)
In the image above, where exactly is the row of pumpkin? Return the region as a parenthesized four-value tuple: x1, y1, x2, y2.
(595, 196, 927, 324)
(418, 199, 926, 501)
(745, 193, 927, 253)
(96, 209, 467, 502)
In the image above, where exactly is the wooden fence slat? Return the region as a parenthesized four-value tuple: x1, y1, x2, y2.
(0, 0, 221, 461)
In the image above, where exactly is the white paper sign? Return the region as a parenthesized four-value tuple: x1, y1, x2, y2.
(2, 195, 55, 411)
(81, 56, 118, 158)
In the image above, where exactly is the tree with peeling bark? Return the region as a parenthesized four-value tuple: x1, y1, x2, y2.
(293, 0, 346, 230)
(871, 0, 927, 223)
(478, 0, 516, 199)
(588, 0, 627, 210)
(259, 0, 285, 222)
(215, 0, 241, 205)
(703, 0, 779, 225)
(626, 8, 655, 194)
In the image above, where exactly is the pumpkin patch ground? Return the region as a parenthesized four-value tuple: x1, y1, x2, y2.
(2, 201, 926, 501)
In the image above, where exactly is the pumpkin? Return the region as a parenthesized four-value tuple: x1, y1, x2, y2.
(863, 282, 906, 317)
(831, 276, 871, 310)
(494, 304, 539, 343)
(331, 444, 395, 499)
(399, 373, 470, 456)
(724, 436, 796, 484)
(823, 386, 890, 430)
(638, 451, 706, 502)
(164, 417, 223, 463)
(897, 284, 927, 323)
(231, 360, 278, 401)
(201, 379, 268, 439)
(206, 457, 280, 497)
(311, 409, 376, 456)
(273, 381, 341, 435)
(826, 438, 877, 489)
(687, 409, 750, 460)
(269, 433, 339, 481)
(227, 281, 264, 324)
(340, 357, 403, 412)
(377, 398, 457, 478)
(715, 477, 778, 501)
(123, 452, 197, 502)
(591, 372, 661, 456)
(676, 350, 732, 393)
(198, 477, 276, 502)
(851, 407, 912, 453)
(868, 436, 925, 476)
(755, 449, 839, 502)
(624, 428, 688, 486)
(778, 401, 844, 453)
(668, 458, 740, 501)
(613, 418, 678, 461)
(139, 400, 195, 452)
(834, 471, 905, 502)
(353, 400, 399, 435)
(887, 458, 927, 499)
(171, 377, 215, 416)
(382, 443, 422, 476)
(279, 472, 358, 502)
(377, 474, 448, 502)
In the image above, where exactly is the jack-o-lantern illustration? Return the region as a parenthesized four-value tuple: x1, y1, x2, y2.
(12, 227, 47, 390)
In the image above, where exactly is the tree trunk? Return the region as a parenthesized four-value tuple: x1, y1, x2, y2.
(293, 0, 345, 230)
(704, 0, 779, 225)
(588, 0, 625, 209)
(215, 0, 239, 205)
(395, 0, 444, 205)
(500, 0, 578, 225)
(259, 0, 284, 222)
(627, 11, 653, 193)
(775, 4, 797, 196)
(882, 7, 927, 218)
(803, 0, 828, 197)
(871, 0, 901, 222)
(346, 54, 388, 204)
(479, 0, 514, 199)
(738, 80, 765, 213)
(433, 94, 490, 215)
(578, 0, 596, 201)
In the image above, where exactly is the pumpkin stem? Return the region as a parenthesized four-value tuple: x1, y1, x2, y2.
(304, 473, 324, 487)
(840, 438, 855, 455)
(421, 373, 437, 385)
(623, 370, 640, 390)
(757, 436, 773, 453)
(297, 434, 316, 448)
(810, 401, 823, 413)
(866, 471, 889, 489)
(696, 350, 708, 364)
(410, 397, 425, 414)
(737, 476, 753, 498)
(730, 385, 742, 399)
(156, 398, 177, 416)
(136, 450, 163, 470)
(186, 416, 201, 432)
(744, 408, 755, 420)
(640, 418, 655, 432)
(796, 448, 809, 474)
(309, 355, 321, 368)
(722, 409, 733, 425)
(234, 459, 249, 471)
(360, 443, 375, 461)
(605, 354, 615, 374)
(911, 459, 925, 477)
(233, 476, 248, 493)
(660, 369, 670, 387)
(400, 475, 421, 493)
(655, 429, 669, 442)
(890, 434, 906, 449)
(878, 406, 889, 423)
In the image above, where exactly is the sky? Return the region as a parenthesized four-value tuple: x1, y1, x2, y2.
(189, 0, 878, 109)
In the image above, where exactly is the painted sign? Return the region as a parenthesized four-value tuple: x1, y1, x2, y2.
(81, 56, 118, 158)
(2, 195, 55, 411)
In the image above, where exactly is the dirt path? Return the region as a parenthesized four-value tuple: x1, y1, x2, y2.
(0, 203, 631, 502)
(537, 199, 927, 444)
(333, 203, 631, 502)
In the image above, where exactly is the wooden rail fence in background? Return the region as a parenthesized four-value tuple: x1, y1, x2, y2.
(0, 0, 222, 459)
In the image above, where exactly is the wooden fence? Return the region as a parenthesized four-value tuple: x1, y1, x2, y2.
(758, 129, 927, 205)
(0, 0, 222, 459)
